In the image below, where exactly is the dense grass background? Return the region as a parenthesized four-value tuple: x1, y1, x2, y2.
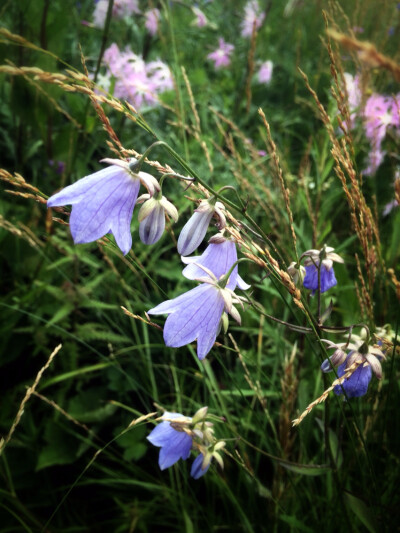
(1, 1, 399, 531)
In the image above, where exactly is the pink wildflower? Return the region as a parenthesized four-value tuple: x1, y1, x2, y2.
(241, 0, 265, 37)
(145, 8, 160, 36)
(93, 0, 140, 28)
(257, 60, 273, 84)
(362, 93, 400, 175)
(207, 38, 235, 69)
(343, 73, 362, 129)
(101, 44, 173, 109)
(192, 7, 207, 27)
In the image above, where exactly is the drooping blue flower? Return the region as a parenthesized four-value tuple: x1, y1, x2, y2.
(334, 353, 372, 398)
(148, 274, 242, 360)
(303, 263, 337, 294)
(177, 199, 226, 256)
(190, 453, 211, 479)
(47, 158, 159, 255)
(301, 246, 343, 294)
(147, 412, 193, 470)
(181, 235, 250, 290)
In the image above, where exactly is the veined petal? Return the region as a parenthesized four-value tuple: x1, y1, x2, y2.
(161, 284, 224, 359)
(182, 241, 238, 287)
(148, 284, 212, 315)
(47, 165, 128, 207)
(69, 172, 140, 255)
(158, 430, 192, 469)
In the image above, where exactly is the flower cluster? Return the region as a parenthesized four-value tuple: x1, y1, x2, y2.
(147, 407, 225, 479)
(100, 44, 173, 110)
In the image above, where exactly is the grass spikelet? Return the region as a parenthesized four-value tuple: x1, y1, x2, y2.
(292, 359, 364, 426)
(0, 344, 62, 456)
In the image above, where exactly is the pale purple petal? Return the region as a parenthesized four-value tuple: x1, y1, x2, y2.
(237, 275, 251, 290)
(182, 241, 238, 287)
(162, 285, 224, 359)
(177, 211, 214, 256)
(48, 164, 141, 255)
(148, 284, 212, 315)
(147, 412, 192, 470)
(69, 173, 140, 255)
(47, 165, 124, 207)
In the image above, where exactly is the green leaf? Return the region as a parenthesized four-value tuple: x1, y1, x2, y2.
(344, 492, 377, 533)
(36, 422, 77, 470)
(277, 460, 331, 476)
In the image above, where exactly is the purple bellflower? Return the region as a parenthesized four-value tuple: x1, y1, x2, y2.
(301, 246, 344, 295)
(181, 233, 250, 291)
(321, 338, 384, 399)
(148, 268, 243, 360)
(177, 199, 226, 256)
(334, 354, 372, 398)
(47, 158, 159, 255)
(137, 192, 178, 245)
(147, 412, 193, 470)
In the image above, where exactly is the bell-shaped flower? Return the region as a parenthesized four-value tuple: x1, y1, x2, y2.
(181, 233, 250, 290)
(301, 246, 344, 294)
(148, 268, 243, 360)
(334, 352, 373, 398)
(320, 337, 385, 398)
(177, 199, 226, 256)
(137, 192, 178, 245)
(47, 158, 159, 255)
(147, 412, 193, 470)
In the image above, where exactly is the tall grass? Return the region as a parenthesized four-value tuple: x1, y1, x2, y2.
(0, 0, 399, 531)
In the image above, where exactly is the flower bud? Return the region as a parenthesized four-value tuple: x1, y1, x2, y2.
(177, 199, 226, 256)
(138, 194, 178, 245)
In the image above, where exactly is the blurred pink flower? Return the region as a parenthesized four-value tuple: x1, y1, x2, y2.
(192, 6, 207, 27)
(343, 72, 362, 129)
(241, 0, 265, 37)
(93, 0, 140, 28)
(207, 38, 235, 69)
(145, 8, 160, 36)
(257, 60, 273, 84)
(362, 93, 400, 174)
